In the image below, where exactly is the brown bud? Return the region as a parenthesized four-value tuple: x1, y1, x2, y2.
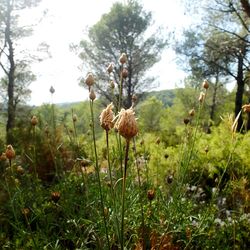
(204, 146, 209, 154)
(49, 86, 55, 94)
(100, 103, 114, 131)
(5, 145, 15, 160)
(85, 73, 95, 87)
(72, 114, 77, 122)
(16, 166, 25, 175)
(104, 207, 109, 217)
(140, 139, 144, 146)
(122, 68, 129, 79)
(202, 80, 209, 89)
(31, 115, 38, 126)
(0, 152, 7, 161)
(51, 191, 61, 203)
(147, 189, 155, 201)
(114, 108, 138, 140)
(184, 118, 190, 125)
(156, 137, 160, 145)
(189, 108, 195, 117)
(89, 88, 96, 101)
(166, 175, 173, 184)
(107, 63, 113, 74)
(21, 208, 30, 217)
(119, 53, 127, 64)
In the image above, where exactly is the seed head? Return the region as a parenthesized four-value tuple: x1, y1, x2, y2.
(122, 68, 129, 79)
(119, 53, 127, 64)
(242, 104, 250, 113)
(184, 118, 190, 125)
(147, 189, 155, 201)
(49, 86, 55, 94)
(5, 145, 15, 160)
(156, 137, 160, 145)
(202, 80, 209, 89)
(16, 166, 25, 175)
(0, 152, 7, 161)
(100, 103, 114, 131)
(114, 108, 138, 140)
(189, 108, 195, 117)
(31, 115, 38, 126)
(51, 191, 61, 203)
(199, 92, 205, 103)
(89, 88, 96, 101)
(85, 73, 95, 87)
(21, 208, 30, 216)
(72, 114, 78, 122)
(107, 63, 113, 74)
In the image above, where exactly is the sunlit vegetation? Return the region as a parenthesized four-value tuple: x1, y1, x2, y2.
(0, 54, 249, 249)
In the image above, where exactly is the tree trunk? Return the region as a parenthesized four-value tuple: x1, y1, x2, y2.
(235, 54, 244, 132)
(5, 1, 15, 144)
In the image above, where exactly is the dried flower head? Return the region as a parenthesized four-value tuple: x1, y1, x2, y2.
(184, 118, 190, 125)
(72, 114, 78, 122)
(199, 92, 205, 103)
(242, 104, 250, 113)
(100, 103, 114, 131)
(49, 86, 55, 94)
(122, 68, 129, 79)
(85, 73, 95, 87)
(110, 80, 115, 89)
(119, 53, 127, 64)
(132, 94, 137, 103)
(89, 88, 96, 101)
(16, 166, 25, 175)
(0, 152, 7, 161)
(51, 191, 61, 203)
(21, 208, 30, 217)
(114, 108, 138, 140)
(202, 80, 209, 89)
(107, 63, 113, 74)
(189, 108, 195, 117)
(31, 115, 38, 126)
(156, 137, 160, 145)
(147, 189, 155, 201)
(5, 145, 15, 160)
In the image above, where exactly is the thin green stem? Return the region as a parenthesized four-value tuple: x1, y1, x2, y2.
(121, 139, 130, 250)
(106, 130, 121, 243)
(89, 100, 110, 249)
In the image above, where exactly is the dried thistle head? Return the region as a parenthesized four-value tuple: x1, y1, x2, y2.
(0, 152, 7, 161)
(85, 73, 95, 87)
(51, 191, 61, 203)
(5, 145, 15, 160)
(199, 92, 205, 103)
(202, 80, 209, 89)
(242, 104, 250, 113)
(119, 53, 127, 64)
(107, 63, 113, 74)
(31, 115, 38, 126)
(122, 68, 129, 79)
(114, 108, 138, 140)
(89, 87, 96, 101)
(189, 108, 195, 117)
(183, 118, 190, 125)
(100, 103, 114, 131)
(147, 189, 155, 201)
(16, 166, 25, 175)
(156, 137, 160, 145)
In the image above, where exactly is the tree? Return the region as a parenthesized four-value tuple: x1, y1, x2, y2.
(0, 0, 43, 143)
(79, 0, 167, 108)
(176, 0, 250, 131)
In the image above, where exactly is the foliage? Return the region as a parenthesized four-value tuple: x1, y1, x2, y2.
(78, 0, 167, 107)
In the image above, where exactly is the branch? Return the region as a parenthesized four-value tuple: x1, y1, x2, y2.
(0, 61, 8, 75)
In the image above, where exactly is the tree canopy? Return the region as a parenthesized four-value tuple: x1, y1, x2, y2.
(79, 0, 167, 108)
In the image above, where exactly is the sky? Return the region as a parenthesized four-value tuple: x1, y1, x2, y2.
(18, 0, 191, 106)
